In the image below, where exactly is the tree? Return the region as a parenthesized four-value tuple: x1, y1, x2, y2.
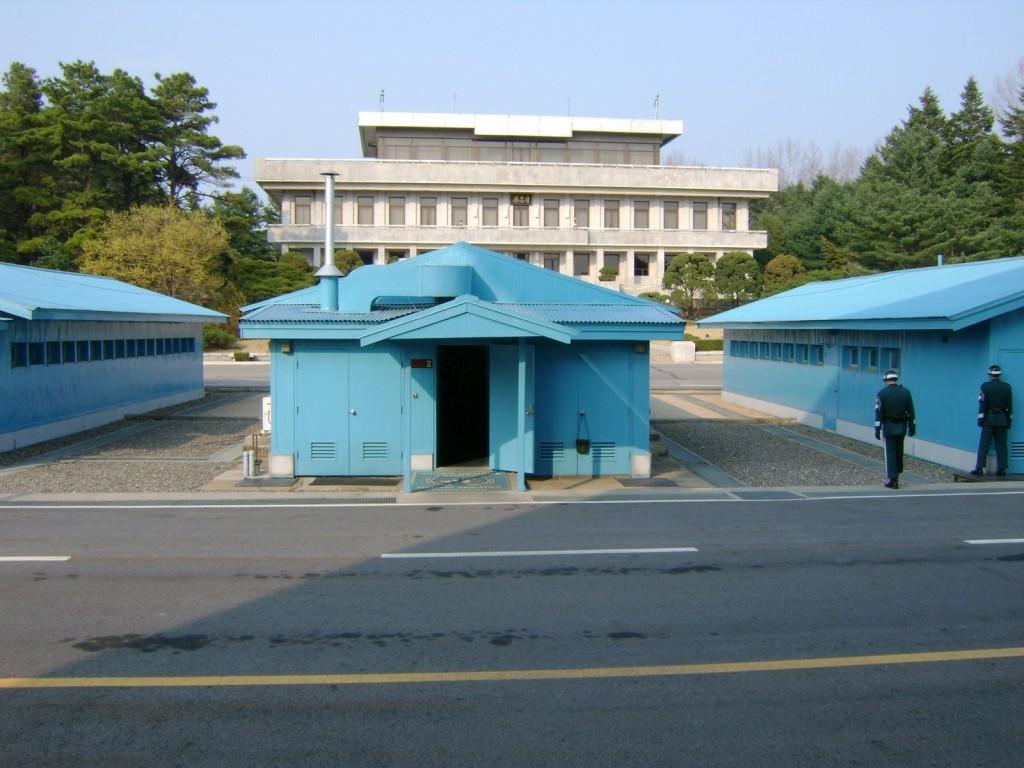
(0, 62, 52, 262)
(79, 205, 240, 312)
(713, 252, 760, 301)
(151, 72, 245, 205)
(335, 248, 363, 276)
(36, 62, 164, 254)
(209, 187, 277, 260)
(232, 252, 314, 304)
(663, 252, 715, 314)
(762, 254, 807, 294)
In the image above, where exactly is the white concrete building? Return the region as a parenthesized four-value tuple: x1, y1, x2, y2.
(255, 112, 778, 295)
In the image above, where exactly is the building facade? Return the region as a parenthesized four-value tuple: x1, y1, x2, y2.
(1, 263, 225, 452)
(255, 113, 777, 296)
(239, 242, 685, 488)
(700, 258, 1024, 474)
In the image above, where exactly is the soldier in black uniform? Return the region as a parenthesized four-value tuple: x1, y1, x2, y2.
(875, 369, 916, 489)
(970, 364, 1013, 477)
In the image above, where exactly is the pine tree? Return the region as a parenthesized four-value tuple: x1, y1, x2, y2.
(151, 72, 245, 205)
(0, 63, 56, 262)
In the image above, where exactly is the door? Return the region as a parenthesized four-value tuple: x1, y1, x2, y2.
(294, 349, 349, 476)
(489, 343, 534, 473)
(294, 346, 402, 476)
(998, 349, 1023, 473)
(348, 349, 403, 475)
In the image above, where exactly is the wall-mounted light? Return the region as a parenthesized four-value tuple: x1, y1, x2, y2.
(281, 341, 292, 354)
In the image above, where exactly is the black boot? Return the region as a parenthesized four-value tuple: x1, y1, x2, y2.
(969, 468, 984, 477)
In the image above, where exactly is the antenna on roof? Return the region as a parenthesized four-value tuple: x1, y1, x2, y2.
(567, 97, 571, 116)
(654, 94, 660, 119)
(453, 93, 457, 112)
(379, 89, 385, 111)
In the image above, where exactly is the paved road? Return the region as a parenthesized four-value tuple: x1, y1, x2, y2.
(2, 491, 1023, 766)
(203, 360, 270, 389)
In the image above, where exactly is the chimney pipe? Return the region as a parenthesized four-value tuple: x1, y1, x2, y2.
(937, 253, 944, 267)
(316, 170, 342, 310)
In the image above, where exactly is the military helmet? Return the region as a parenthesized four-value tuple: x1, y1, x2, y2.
(883, 369, 899, 381)
(988, 364, 1002, 377)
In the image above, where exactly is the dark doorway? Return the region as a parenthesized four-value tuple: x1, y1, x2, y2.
(437, 345, 489, 466)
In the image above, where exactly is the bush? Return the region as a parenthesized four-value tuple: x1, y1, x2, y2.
(685, 334, 723, 351)
(598, 266, 619, 281)
(233, 351, 253, 362)
(203, 325, 237, 350)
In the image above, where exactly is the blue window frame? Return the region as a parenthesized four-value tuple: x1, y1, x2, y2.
(759, 342, 770, 359)
(28, 342, 44, 365)
(77, 340, 90, 362)
(795, 344, 808, 364)
(782, 343, 794, 362)
(115, 339, 126, 359)
(10, 342, 28, 368)
(62, 341, 76, 363)
(810, 345, 824, 365)
(46, 341, 61, 364)
(884, 347, 901, 371)
(863, 347, 879, 371)
(844, 346, 859, 369)
(91, 340, 103, 360)
(103, 340, 115, 359)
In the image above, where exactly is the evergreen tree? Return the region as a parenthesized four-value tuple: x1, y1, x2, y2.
(663, 252, 715, 314)
(0, 62, 54, 262)
(713, 252, 760, 301)
(210, 187, 277, 260)
(151, 72, 245, 205)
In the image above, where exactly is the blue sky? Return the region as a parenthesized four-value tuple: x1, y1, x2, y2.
(3, 0, 1023, 187)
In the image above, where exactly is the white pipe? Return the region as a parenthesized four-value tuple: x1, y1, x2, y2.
(322, 171, 337, 268)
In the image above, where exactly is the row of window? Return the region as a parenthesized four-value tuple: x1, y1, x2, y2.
(295, 195, 737, 232)
(377, 137, 661, 166)
(10, 337, 197, 369)
(844, 346, 901, 372)
(730, 340, 826, 365)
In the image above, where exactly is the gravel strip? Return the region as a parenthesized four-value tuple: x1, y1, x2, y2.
(781, 424, 959, 483)
(0, 392, 241, 469)
(0, 461, 236, 494)
(88, 418, 259, 458)
(654, 421, 887, 487)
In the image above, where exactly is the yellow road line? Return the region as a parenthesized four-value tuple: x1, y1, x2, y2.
(2, 647, 1023, 689)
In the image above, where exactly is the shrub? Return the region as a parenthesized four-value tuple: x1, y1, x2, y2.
(203, 325, 237, 350)
(233, 351, 253, 362)
(598, 266, 619, 281)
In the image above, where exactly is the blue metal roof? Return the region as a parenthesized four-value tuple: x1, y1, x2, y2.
(240, 242, 685, 342)
(242, 304, 418, 324)
(496, 303, 681, 325)
(0, 262, 226, 323)
(700, 256, 1024, 331)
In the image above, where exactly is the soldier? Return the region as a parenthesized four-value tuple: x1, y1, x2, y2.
(875, 369, 916, 489)
(970, 364, 1013, 477)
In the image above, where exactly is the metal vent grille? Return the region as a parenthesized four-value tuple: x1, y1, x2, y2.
(310, 442, 336, 460)
(591, 442, 617, 460)
(1011, 442, 1024, 459)
(539, 442, 565, 461)
(362, 442, 389, 460)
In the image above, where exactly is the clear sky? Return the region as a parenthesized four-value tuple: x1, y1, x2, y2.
(3, 0, 1023, 186)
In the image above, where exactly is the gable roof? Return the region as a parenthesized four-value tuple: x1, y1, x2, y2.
(700, 257, 1024, 331)
(0, 262, 226, 323)
(240, 242, 683, 342)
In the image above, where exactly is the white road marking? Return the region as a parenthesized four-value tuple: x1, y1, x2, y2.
(964, 539, 1024, 545)
(381, 547, 698, 559)
(0, 556, 71, 562)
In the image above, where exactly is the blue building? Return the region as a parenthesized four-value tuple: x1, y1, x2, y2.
(700, 257, 1024, 473)
(239, 241, 684, 489)
(1, 263, 225, 452)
